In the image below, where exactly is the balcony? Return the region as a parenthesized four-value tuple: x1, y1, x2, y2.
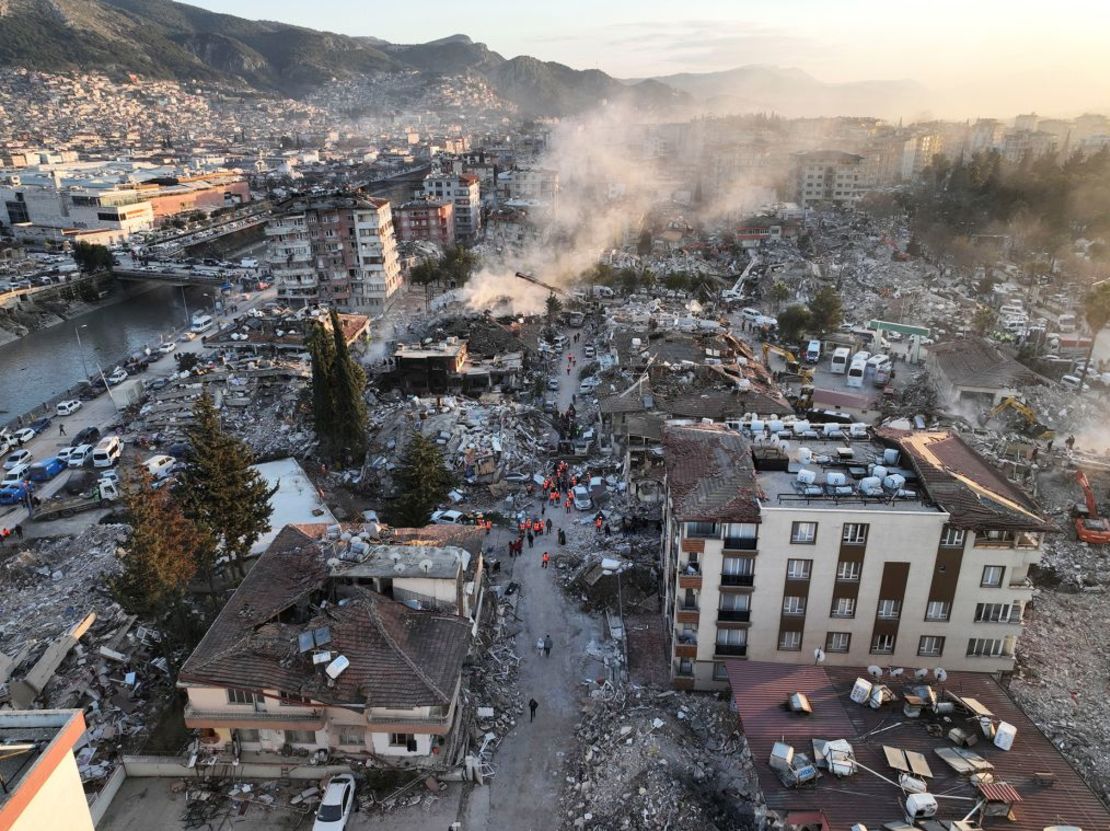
(1008, 576, 1033, 589)
(676, 607, 700, 625)
(721, 573, 755, 587)
(717, 609, 751, 623)
(723, 537, 758, 552)
(184, 706, 324, 730)
(674, 643, 698, 659)
(714, 644, 748, 657)
(678, 573, 702, 590)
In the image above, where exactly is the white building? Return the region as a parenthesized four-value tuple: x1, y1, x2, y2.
(794, 151, 866, 206)
(422, 173, 481, 243)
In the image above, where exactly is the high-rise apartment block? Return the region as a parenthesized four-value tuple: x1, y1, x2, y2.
(266, 194, 402, 315)
(422, 173, 481, 243)
(794, 151, 866, 206)
(662, 424, 1050, 690)
(393, 198, 456, 247)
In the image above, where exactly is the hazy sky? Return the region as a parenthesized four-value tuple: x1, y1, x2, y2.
(190, 0, 1110, 116)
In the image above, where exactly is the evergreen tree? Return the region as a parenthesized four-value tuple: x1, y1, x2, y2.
(178, 392, 274, 583)
(111, 474, 209, 671)
(409, 258, 440, 311)
(307, 319, 337, 441)
(776, 305, 812, 343)
(327, 309, 368, 462)
(545, 293, 563, 327)
(807, 286, 843, 335)
(387, 432, 454, 527)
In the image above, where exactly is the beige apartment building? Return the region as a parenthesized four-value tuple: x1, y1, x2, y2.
(794, 150, 866, 206)
(662, 424, 1051, 690)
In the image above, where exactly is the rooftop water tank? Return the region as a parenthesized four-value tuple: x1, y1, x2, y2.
(796, 469, 817, 485)
(883, 448, 901, 465)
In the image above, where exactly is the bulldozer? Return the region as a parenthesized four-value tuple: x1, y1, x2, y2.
(1073, 470, 1110, 544)
(761, 343, 814, 383)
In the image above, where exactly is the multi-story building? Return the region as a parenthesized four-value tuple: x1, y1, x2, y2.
(422, 173, 481, 243)
(393, 198, 455, 247)
(662, 423, 1051, 690)
(265, 193, 402, 315)
(507, 167, 559, 213)
(1, 176, 154, 236)
(900, 133, 943, 181)
(793, 151, 866, 206)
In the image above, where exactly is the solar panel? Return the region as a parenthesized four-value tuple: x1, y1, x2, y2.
(313, 626, 332, 647)
(297, 631, 314, 653)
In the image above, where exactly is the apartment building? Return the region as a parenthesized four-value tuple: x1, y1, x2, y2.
(793, 151, 866, 206)
(265, 193, 402, 315)
(1, 178, 153, 236)
(393, 198, 456, 247)
(178, 525, 475, 764)
(507, 167, 559, 213)
(422, 173, 481, 243)
(662, 423, 1051, 690)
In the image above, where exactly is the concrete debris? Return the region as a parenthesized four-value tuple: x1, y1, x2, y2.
(561, 686, 760, 831)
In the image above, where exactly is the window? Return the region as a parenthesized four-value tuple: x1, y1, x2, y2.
(723, 523, 758, 549)
(783, 596, 806, 615)
(685, 521, 718, 539)
(981, 565, 1005, 588)
(826, 632, 851, 653)
(226, 688, 263, 705)
(786, 559, 812, 580)
(285, 729, 316, 744)
(791, 522, 817, 544)
(716, 628, 748, 647)
(713, 662, 729, 681)
(279, 691, 312, 706)
(940, 525, 966, 548)
(338, 729, 364, 747)
(842, 523, 869, 544)
(831, 597, 856, 618)
(236, 729, 260, 743)
(967, 637, 1010, 658)
(682, 588, 698, 610)
(722, 556, 754, 576)
(719, 593, 750, 612)
(778, 630, 802, 651)
(975, 602, 1020, 623)
(925, 600, 951, 621)
(389, 732, 415, 748)
(976, 530, 1015, 547)
(877, 599, 902, 619)
(836, 560, 861, 581)
(870, 633, 895, 654)
(918, 636, 945, 657)
(678, 658, 694, 676)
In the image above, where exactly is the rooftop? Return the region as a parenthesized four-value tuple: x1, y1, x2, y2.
(726, 661, 1110, 831)
(250, 458, 338, 554)
(662, 423, 763, 522)
(0, 710, 87, 822)
(929, 337, 1047, 390)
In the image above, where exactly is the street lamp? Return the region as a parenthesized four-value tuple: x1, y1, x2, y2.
(181, 285, 191, 325)
(74, 324, 89, 379)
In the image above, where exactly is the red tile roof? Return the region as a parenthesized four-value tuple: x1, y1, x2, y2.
(725, 661, 1110, 831)
(662, 423, 763, 522)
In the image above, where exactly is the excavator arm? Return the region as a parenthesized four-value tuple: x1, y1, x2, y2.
(1076, 470, 1100, 519)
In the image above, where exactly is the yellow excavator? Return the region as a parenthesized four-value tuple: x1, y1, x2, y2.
(761, 343, 815, 383)
(980, 396, 1055, 440)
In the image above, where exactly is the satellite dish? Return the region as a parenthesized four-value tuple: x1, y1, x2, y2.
(914, 668, 929, 681)
(868, 664, 884, 679)
(889, 667, 905, 678)
(934, 667, 948, 683)
(814, 648, 826, 664)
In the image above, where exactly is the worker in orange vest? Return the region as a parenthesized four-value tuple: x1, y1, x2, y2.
(542, 552, 550, 569)
(594, 516, 603, 533)
(564, 496, 572, 514)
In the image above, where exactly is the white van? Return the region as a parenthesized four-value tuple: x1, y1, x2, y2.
(830, 347, 851, 374)
(851, 350, 872, 366)
(143, 454, 176, 480)
(805, 340, 822, 363)
(865, 354, 890, 377)
(190, 313, 214, 333)
(92, 436, 123, 468)
(68, 444, 94, 468)
(846, 358, 867, 388)
(740, 307, 762, 322)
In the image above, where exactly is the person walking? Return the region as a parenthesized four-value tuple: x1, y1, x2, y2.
(13, 524, 22, 541)
(536, 637, 545, 657)
(527, 531, 534, 549)
(529, 698, 539, 722)
(541, 500, 546, 517)
(58, 423, 66, 436)
(545, 517, 553, 534)
(604, 523, 611, 537)
(543, 635, 552, 657)
(542, 551, 550, 569)
(565, 496, 572, 514)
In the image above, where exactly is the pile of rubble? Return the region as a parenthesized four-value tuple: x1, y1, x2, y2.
(562, 687, 760, 831)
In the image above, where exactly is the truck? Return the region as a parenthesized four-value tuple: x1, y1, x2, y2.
(34, 480, 120, 522)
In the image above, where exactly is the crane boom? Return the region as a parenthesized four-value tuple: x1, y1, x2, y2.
(514, 271, 570, 298)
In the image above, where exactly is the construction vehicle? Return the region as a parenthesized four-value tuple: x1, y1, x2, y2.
(761, 343, 814, 383)
(514, 271, 570, 298)
(34, 480, 120, 522)
(979, 396, 1055, 440)
(1073, 470, 1110, 544)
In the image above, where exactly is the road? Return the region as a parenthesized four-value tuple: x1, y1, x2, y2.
(0, 287, 276, 537)
(464, 329, 604, 831)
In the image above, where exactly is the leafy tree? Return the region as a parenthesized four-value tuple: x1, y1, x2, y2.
(178, 392, 274, 584)
(637, 230, 653, 256)
(111, 474, 210, 670)
(619, 268, 641, 296)
(768, 281, 790, 311)
(972, 306, 997, 336)
(1078, 282, 1110, 388)
(807, 286, 843, 334)
(777, 305, 812, 343)
(72, 241, 112, 274)
(175, 352, 201, 373)
(662, 272, 691, 293)
(441, 245, 478, 287)
(387, 432, 454, 527)
(545, 293, 563, 327)
(409, 258, 440, 311)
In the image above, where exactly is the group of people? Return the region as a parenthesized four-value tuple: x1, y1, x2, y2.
(0, 524, 23, 546)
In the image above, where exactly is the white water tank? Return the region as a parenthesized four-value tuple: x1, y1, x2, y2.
(827, 472, 847, 487)
(793, 420, 811, 435)
(994, 721, 1017, 750)
(872, 465, 889, 479)
(768, 420, 785, 434)
(796, 469, 817, 485)
(905, 793, 938, 820)
(750, 419, 765, 434)
(798, 447, 813, 464)
(860, 476, 883, 496)
(883, 448, 901, 465)
(883, 474, 906, 491)
(850, 678, 873, 705)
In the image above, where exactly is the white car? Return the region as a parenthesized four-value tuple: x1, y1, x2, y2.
(11, 428, 35, 444)
(312, 773, 357, 831)
(67, 444, 93, 468)
(1, 464, 31, 487)
(56, 399, 82, 416)
(430, 509, 465, 525)
(547, 378, 560, 391)
(55, 446, 76, 463)
(98, 470, 121, 486)
(158, 341, 176, 354)
(107, 367, 128, 385)
(4, 449, 33, 471)
(573, 485, 593, 511)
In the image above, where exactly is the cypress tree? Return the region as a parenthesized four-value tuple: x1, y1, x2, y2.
(179, 392, 275, 583)
(326, 309, 368, 463)
(387, 432, 454, 527)
(307, 318, 337, 441)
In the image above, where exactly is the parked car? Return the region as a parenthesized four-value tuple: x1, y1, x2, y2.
(312, 773, 357, 831)
(55, 446, 76, 464)
(67, 444, 94, 468)
(158, 341, 176, 354)
(71, 426, 101, 447)
(1, 463, 31, 486)
(547, 378, 560, 391)
(145, 377, 169, 391)
(29, 416, 52, 434)
(28, 457, 66, 482)
(98, 470, 121, 486)
(430, 509, 465, 525)
(92, 436, 123, 468)
(573, 485, 593, 511)
(178, 331, 197, 342)
(143, 454, 176, 480)
(11, 428, 35, 444)
(0, 481, 32, 506)
(107, 367, 128, 385)
(4, 449, 33, 470)
(583, 345, 596, 359)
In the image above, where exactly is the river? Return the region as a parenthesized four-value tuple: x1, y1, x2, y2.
(0, 284, 218, 420)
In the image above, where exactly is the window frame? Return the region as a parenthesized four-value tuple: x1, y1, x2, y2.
(284, 728, 316, 745)
(826, 632, 851, 653)
(722, 555, 754, 577)
(685, 521, 719, 539)
(918, 635, 945, 657)
(712, 661, 729, 681)
(925, 600, 951, 622)
(778, 630, 802, 651)
(870, 633, 896, 655)
(226, 687, 263, 705)
(940, 525, 966, 548)
(719, 592, 750, 612)
(981, 565, 1005, 588)
(836, 560, 861, 581)
(337, 729, 364, 747)
(876, 599, 902, 620)
(786, 558, 813, 580)
(831, 596, 856, 618)
(389, 732, 415, 748)
(841, 523, 869, 544)
(790, 521, 818, 545)
(782, 596, 807, 616)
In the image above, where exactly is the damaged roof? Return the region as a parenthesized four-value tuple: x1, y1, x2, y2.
(178, 525, 470, 709)
(726, 661, 1110, 831)
(662, 423, 763, 521)
(877, 428, 1053, 532)
(929, 337, 1047, 390)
